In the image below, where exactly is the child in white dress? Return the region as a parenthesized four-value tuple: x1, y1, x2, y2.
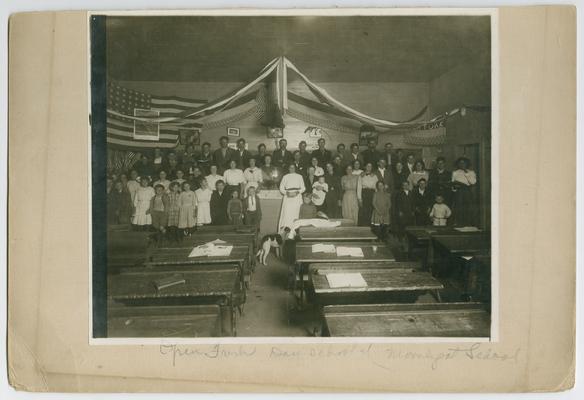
(429, 194, 452, 226)
(194, 179, 213, 226)
(132, 177, 155, 229)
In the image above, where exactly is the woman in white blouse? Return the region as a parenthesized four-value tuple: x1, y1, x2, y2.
(223, 160, 245, 197)
(407, 160, 430, 190)
(243, 157, 263, 196)
(451, 157, 477, 226)
(205, 164, 224, 191)
(278, 164, 306, 232)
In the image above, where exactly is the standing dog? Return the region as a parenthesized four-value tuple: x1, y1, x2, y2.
(256, 234, 283, 266)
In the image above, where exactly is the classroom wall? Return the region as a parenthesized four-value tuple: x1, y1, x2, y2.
(116, 80, 430, 152)
(427, 56, 492, 229)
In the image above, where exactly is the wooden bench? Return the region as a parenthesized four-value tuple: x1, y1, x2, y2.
(108, 266, 241, 336)
(107, 304, 222, 338)
(322, 302, 490, 337)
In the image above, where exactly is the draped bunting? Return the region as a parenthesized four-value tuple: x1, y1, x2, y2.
(105, 56, 490, 150)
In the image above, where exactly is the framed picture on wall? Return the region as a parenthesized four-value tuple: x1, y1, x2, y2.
(227, 127, 240, 137)
(267, 126, 284, 138)
(359, 130, 378, 146)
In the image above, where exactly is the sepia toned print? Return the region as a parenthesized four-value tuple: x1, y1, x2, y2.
(92, 13, 494, 339)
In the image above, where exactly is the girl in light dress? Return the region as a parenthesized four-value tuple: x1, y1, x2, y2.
(178, 182, 197, 235)
(132, 176, 155, 230)
(341, 165, 360, 225)
(194, 178, 213, 226)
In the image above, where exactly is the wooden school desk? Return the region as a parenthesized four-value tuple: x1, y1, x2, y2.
(431, 234, 490, 278)
(145, 245, 249, 289)
(108, 266, 241, 336)
(310, 266, 444, 305)
(294, 242, 395, 304)
(298, 226, 377, 242)
(322, 302, 491, 337)
(108, 304, 222, 338)
(155, 232, 257, 271)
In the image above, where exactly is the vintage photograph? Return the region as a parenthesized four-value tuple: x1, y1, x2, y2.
(92, 13, 493, 339)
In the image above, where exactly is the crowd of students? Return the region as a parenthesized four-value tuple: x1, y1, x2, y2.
(106, 133, 479, 243)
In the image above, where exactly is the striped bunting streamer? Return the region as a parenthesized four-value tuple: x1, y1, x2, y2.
(106, 82, 206, 149)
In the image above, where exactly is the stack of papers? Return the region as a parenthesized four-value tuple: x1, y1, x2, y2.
(454, 226, 481, 232)
(311, 243, 336, 253)
(188, 242, 233, 258)
(336, 246, 364, 257)
(326, 273, 368, 288)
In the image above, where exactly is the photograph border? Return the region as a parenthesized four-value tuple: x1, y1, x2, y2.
(88, 7, 499, 345)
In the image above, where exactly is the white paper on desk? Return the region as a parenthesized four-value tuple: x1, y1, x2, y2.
(462, 255, 473, 261)
(209, 239, 227, 245)
(208, 245, 233, 257)
(454, 226, 481, 232)
(312, 243, 336, 253)
(336, 246, 364, 257)
(188, 246, 209, 258)
(326, 273, 367, 288)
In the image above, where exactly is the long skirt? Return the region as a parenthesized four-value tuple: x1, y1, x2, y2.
(178, 206, 196, 228)
(324, 189, 340, 218)
(452, 186, 476, 226)
(278, 193, 303, 232)
(342, 190, 359, 226)
(196, 201, 212, 225)
(358, 188, 375, 226)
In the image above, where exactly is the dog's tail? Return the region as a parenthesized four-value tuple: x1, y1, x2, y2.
(255, 249, 262, 258)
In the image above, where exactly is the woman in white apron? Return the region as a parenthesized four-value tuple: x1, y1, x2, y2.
(278, 164, 306, 232)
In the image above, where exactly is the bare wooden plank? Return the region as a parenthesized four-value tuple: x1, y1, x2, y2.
(309, 261, 421, 272)
(299, 226, 377, 241)
(107, 304, 222, 338)
(108, 268, 239, 300)
(323, 302, 490, 337)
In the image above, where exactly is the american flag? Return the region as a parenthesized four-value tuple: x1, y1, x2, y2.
(106, 82, 207, 149)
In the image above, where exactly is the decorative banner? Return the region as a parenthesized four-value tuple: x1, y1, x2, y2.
(404, 120, 447, 146)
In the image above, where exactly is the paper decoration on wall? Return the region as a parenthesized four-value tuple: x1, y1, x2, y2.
(304, 126, 324, 138)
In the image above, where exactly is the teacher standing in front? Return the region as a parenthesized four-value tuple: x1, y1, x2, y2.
(278, 164, 306, 232)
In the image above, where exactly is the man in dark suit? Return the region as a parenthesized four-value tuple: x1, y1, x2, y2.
(196, 142, 213, 175)
(428, 156, 452, 204)
(405, 153, 416, 175)
(271, 139, 293, 171)
(382, 142, 394, 169)
(210, 180, 230, 225)
(375, 159, 394, 192)
(291, 150, 306, 176)
(413, 178, 433, 225)
(346, 142, 364, 168)
(361, 137, 382, 167)
(311, 138, 332, 167)
(232, 138, 252, 170)
(297, 140, 312, 170)
(213, 136, 233, 174)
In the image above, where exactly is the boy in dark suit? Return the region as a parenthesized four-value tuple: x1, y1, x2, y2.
(244, 186, 262, 232)
(394, 181, 415, 242)
(413, 178, 433, 225)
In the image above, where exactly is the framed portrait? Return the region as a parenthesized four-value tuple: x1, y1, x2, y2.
(133, 108, 160, 141)
(359, 130, 378, 146)
(227, 127, 240, 137)
(267, 126, 284, 138)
